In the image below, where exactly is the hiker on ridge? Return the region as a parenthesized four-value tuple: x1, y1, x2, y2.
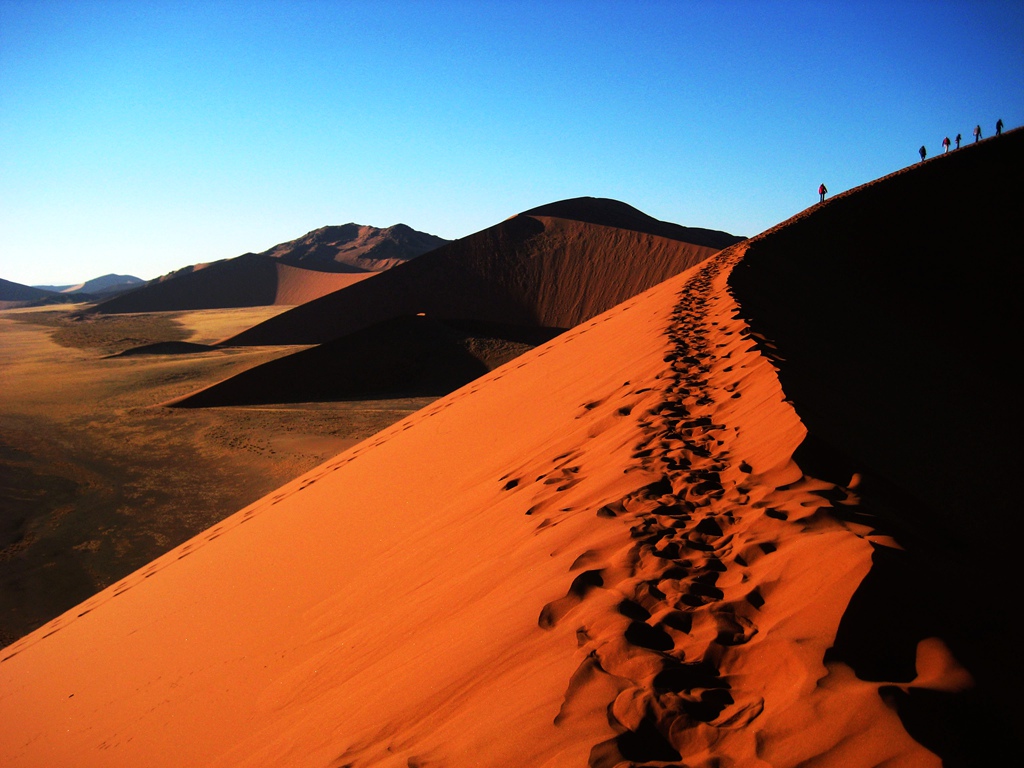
(942, 136, 951, 153)
(996, 118, 1003, 136)
(818, 183, 827, 202)
(955, 133, 961, 149)
(919, 145, 927, 162)
(974, 124, 982, 142)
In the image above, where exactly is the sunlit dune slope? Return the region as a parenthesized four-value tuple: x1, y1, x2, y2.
(0, 277, 64, 307)
(0, 133, 1019, 767)
(221, 197, 740, 346)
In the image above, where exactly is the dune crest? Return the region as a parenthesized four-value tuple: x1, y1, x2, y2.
(221, 198, 741, 347)
(90, 222, 446, 314)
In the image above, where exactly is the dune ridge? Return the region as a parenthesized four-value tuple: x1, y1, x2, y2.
(221, 198, 740, 347)
(169, 314, 534, 407)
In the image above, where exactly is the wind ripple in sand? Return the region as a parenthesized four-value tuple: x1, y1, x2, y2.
(541, 251, 925, 767)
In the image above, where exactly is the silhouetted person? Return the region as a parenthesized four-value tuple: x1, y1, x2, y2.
(919, 145, 926, 162)
(996, 118, 1003, 136)
(818, 183, 827, 202)
(974, 124, 981, 142)
(955, 133, 961, 149)
(942, 136, 950, 153)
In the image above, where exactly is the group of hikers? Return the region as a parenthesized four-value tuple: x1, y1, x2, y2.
(920, 118, 1003, 162)
(820, 118, 1006, 203)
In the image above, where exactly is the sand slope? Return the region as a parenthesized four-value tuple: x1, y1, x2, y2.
(222, 198, 740, 346)
(0, 133, 1019, 766)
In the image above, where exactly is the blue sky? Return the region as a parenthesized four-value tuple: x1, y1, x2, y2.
(2, 0, 1021, 286)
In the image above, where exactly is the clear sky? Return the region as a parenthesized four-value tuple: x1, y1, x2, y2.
(2, 0, 1021, 286)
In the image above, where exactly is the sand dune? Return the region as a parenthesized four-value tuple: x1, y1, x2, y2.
(90, 254, 374, 314)
(222, 198, 741, 346)
(0, 132, 1019, 766)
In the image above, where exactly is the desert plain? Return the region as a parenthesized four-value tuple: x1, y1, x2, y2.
(0, 303, 437, 646)
(0, 128, 1020, 766)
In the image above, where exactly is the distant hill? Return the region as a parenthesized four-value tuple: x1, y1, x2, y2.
(259, 223, 449, 272)
(33, 274, 144, 296)
(0, 278, 66, 308)
(8, 133, 1023, 768)
(1, 278, 59, 303)
(91, 223, 448, 314)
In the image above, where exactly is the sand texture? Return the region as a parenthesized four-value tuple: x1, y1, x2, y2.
(0, 130, 1020, 766)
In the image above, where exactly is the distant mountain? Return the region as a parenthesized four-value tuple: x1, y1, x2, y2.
(34, 274, 144, 295)
(91, 223, 448, 314)
(258, 223, 449, 272)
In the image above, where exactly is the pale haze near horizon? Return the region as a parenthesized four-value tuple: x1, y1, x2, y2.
(1, 0, 1021, 287)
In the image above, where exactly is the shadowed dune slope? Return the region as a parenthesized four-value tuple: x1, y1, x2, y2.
(90, 254, 373, 313)
(221, 198, 741, 346)
(170, 314, 556, 408)
(171, 315, 494, 406)
(0, 140, 1019, 767)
